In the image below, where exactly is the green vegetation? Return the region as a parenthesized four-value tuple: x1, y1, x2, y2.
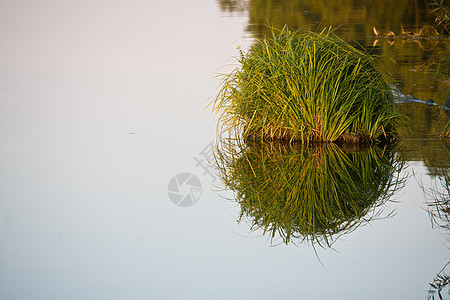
(214, 26, 399, 143)
(429, 0, 450, 34)
(443, 117, 450, 137)
(213, 139, 404, 246)
(219, 0, 450, 118)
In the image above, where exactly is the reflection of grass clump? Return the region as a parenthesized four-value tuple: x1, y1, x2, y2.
(214, 26, 399, 143)
(214, 139, 404, 246)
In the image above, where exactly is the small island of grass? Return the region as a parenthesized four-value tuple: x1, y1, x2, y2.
(213, 26, 400, 144)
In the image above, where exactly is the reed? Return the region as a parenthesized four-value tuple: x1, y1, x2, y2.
(213, 26, 400, 143)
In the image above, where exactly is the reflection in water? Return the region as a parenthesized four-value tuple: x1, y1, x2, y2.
(419, 140, 450, 300)
(223, 0, 444, 37)
(427, 261, 450, 300)
(421, 140, 450, 232)
(398, 137, 450, 175)
(218, 0, 248, 13)
(426, 204, 450, 300)
(214, 139, 405, 247)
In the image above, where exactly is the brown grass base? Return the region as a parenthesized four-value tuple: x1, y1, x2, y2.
(242, 127, 399, 145)
(335, 133, 371, 144)
(244, 130, 376, 144)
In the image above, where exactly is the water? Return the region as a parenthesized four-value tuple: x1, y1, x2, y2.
(0, 0, 448, 299)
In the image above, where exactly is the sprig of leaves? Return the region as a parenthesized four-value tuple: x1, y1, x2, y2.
(429, 0, 450, 34)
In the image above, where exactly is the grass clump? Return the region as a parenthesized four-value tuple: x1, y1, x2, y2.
(214, 25, 399, 143)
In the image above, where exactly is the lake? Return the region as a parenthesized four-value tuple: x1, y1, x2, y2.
(0, 0, 449, 299)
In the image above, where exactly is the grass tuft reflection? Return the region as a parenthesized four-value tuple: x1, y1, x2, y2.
(213, 138, 406, 247)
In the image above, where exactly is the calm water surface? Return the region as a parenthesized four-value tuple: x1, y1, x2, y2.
(0, 1, 449, 299)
